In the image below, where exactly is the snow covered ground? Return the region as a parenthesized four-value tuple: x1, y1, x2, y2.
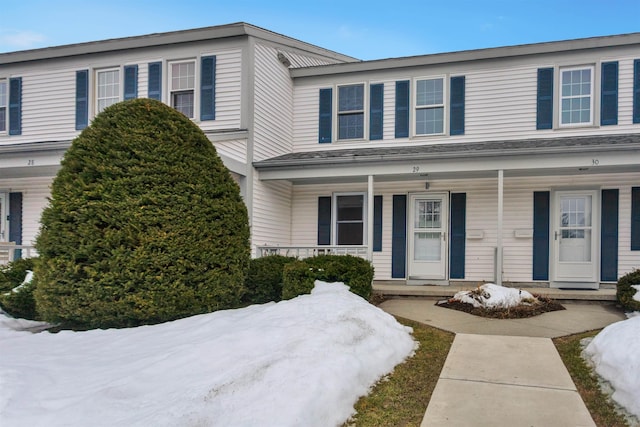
(452, 283, 535, 308)
(0, 281, 415, 427)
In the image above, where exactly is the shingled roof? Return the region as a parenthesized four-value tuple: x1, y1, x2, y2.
(254, 133, 640, 169)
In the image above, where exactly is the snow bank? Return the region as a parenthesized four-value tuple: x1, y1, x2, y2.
(0, 281, 415, 427)
(453, 283, 535, 309)
(584, 316, 640, 420)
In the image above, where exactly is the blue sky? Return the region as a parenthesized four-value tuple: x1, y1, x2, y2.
(1, 0, 639, 60)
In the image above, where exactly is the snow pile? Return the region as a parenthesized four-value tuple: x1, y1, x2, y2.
(632, 285, 640, 302)
(452, 283, 535, 308)
(0, 281, 415, 427)
(584, 316, 640, 421)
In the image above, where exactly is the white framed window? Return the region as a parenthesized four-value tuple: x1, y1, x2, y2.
(333, 193, 367, 245)
(337, 84, 365, 140)
(0, 79, 6, 133)
(414, 77, 445, 135)
(560, 66, 593, 126)
(96, 68, 120, 114)
(169, 60, 196, 118)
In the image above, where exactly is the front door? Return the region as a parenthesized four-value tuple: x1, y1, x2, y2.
(409, 193, 448, 280)
(0, 193, 7, 242)
(552, 191, 598, 287)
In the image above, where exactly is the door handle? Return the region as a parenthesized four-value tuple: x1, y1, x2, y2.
(442, 232, 446, 242)
(554, 231, 558, 241)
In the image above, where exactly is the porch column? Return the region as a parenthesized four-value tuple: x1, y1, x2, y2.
(367, 175, 374, 261)
(496, 169, 504, 285)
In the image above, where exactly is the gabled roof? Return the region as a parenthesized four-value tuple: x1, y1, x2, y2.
(0, 22, 358, 65)
(254, 133, 640, 169)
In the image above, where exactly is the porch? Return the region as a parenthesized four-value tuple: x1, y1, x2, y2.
(0, 243, 36, 265)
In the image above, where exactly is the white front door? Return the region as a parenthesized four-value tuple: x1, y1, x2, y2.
(0, 193, 7, 242)
(552, 191, 598, 286)
(409, 193, 448, 280)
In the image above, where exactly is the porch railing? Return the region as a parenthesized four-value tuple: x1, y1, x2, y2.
(0, 244, 37, 265)
(257, 245, 369, 260)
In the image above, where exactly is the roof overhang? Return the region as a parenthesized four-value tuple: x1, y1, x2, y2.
(253, 134, 640, 184)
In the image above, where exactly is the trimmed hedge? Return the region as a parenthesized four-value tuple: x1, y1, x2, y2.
(0, 258, 38, 320)
(34, 99, 250, 329)
(616, 269, 640, 311)
(244, 255, 296, 304)
(282, 255, 374, 300)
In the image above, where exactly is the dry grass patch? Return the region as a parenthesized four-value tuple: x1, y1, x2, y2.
(554, 331, 630, 427)
(344, 317, 454, 427)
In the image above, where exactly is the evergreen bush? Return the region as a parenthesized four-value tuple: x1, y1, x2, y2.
(282, 255, 374, 300)
(616, 269, 640, 311)
(0, 258, 38, 320)
(34, 99, 250, 329)
(244, 255, 296, 304)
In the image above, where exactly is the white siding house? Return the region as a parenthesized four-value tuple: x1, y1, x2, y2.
(1, 23, 639, 289)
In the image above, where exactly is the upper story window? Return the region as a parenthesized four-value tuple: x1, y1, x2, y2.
(96, 69, 120, 114)
(170, 61, 196, 118)
(560, 66, 593, 126)
(415, 77, 445, 135)
(0, 80, 6, 132)
(338, 84, 364, 140)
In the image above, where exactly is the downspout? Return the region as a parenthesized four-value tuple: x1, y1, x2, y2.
(496, 169, 504, 285)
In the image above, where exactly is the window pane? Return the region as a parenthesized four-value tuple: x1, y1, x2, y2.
(171, 62, 195, 91)
(337, 195, 363, 221)
(173, 92, 194, 118)
(416, 78, 443, 106)
(0, 107, 5, 132)
(414, 232, 441, 261)
(0, 81, 7, 108)
(338, 84, 364, 112)
(338, 113, 364, 139)
(337, 223, 363, 245)
(416, 107, 444, 135)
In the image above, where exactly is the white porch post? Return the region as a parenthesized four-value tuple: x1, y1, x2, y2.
(496, 169, 504, 285)
(367, 175, 374, 262)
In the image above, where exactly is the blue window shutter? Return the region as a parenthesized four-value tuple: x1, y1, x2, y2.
(533, 191, 550, 280)
(392, 195, 407, 278)
(601, 61, 618, 126)
(369, 84, 384, 140)
(8, 77, 22, 135)
(395, 80, 409, 138)
(318, 88, 332, 143)
(536, 68, 553, 130)
(9, 192, 22, 260)
(123, 65, 138, 100)
(148, 62, 162, 101)
(633, 59, 640, 124)
(318, 197, 332, 245)
(449, 76, 465, 135)
(450, 193, 466, 279)
(632, 187, 640, 250)
(373, 195, 383, 252)
(75, 70, 89, 130)
(200, 56, 216, 121)
(601, 189, 619, 281)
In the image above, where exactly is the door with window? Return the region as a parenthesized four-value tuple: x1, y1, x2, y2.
(409, 194, 448, 279)
(0, 193, 7, 242)
(552, 191, 598, 286)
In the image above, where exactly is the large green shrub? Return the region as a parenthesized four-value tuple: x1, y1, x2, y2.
(244, 255, 296, 304)
(0, 258, 38, 320)
(282, 255, 374, 300)
(34, 99, 250, 329)
(616, 269, 640, 311)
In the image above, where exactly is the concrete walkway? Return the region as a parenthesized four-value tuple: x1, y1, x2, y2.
(379, 298, 627, 426)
